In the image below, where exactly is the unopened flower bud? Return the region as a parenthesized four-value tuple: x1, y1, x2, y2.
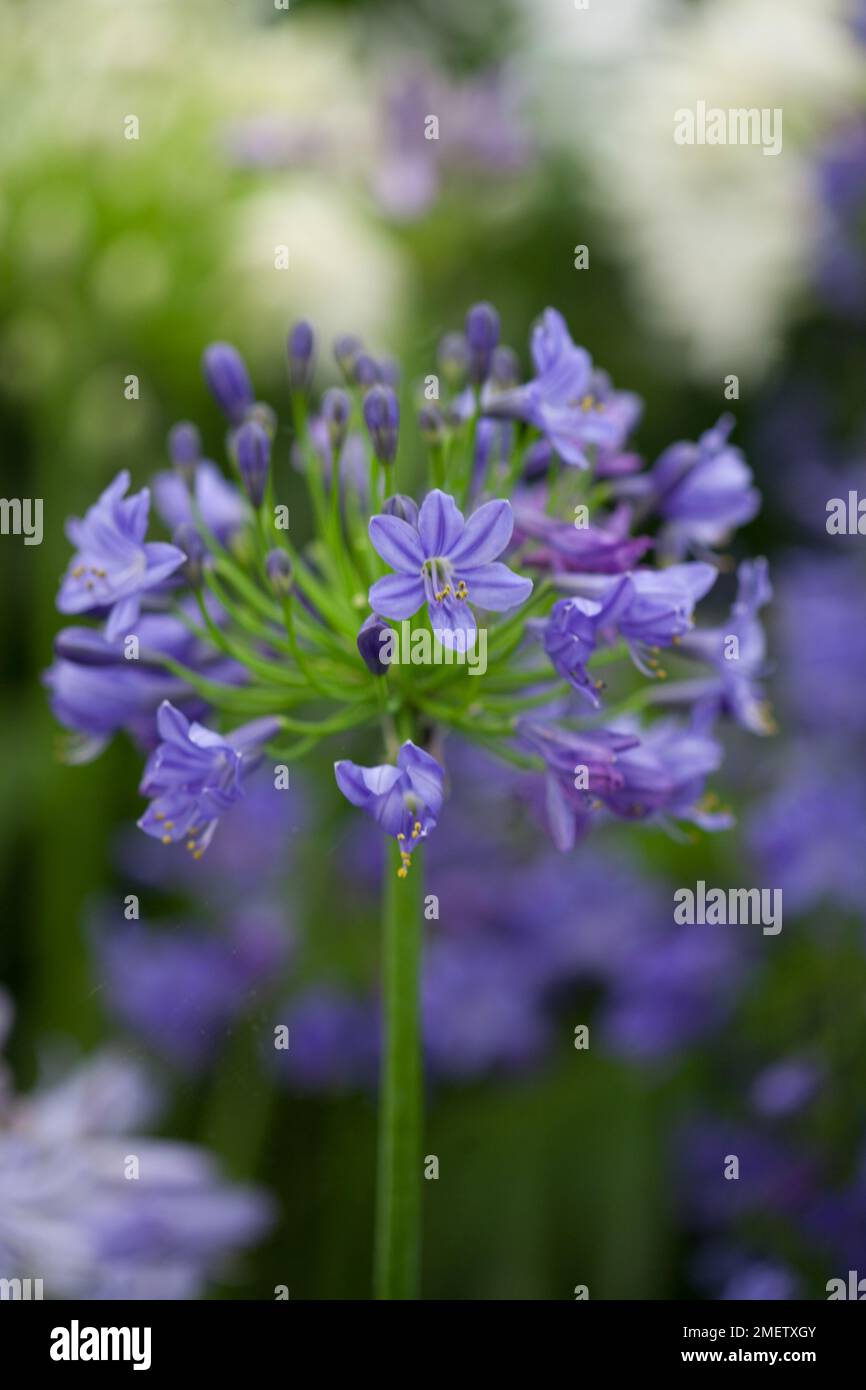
(202, 342, 255, 424)
(266, 548, 294, 597)
(437, 331, 470, 389)
(357, 613, 391, 676)
(245, 401, 278, 438)
(173, 522, 206, 588)
(363, 384, 400, 465)
(417, 404, 445, 446)
(235, 419, 271, 506)
(465, 302, 500, 383)
(287, 320, 315, 391)
(383, 494, 419, 526)
(491, 345, 520, 388)
(322, 388, 351, 451)
(168, 421, 201, 485)
(354, 353, 381, 388)
(334, 334, 363, 380)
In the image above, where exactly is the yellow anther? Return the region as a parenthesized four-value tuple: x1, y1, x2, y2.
(397, 866, 408, 879)
(161, 835, 171, 845)
(186, 840, 196, 851)
(397, 832, 406, 841)
(580, 395, 594, 412)
(163, 821, 174, 830)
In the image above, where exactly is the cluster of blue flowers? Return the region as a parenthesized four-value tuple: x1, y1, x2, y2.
(47, 303, 771, 874)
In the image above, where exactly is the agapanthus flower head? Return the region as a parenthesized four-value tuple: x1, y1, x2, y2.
(362, 383, 400, 464)
(334, 741, 444, 876)
(287, 318, 315, 391)
(138, 701, 280, 858)
(57, 470, 186, 641)
(235, 418, 271, 508)
(202, 341, 255, 425)
(368, 488, 533, 651)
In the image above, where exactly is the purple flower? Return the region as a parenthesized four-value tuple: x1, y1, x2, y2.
(636, 416, 760, 558)
(362, 384, 400, 464)
(750, 1058, 821, 1119)
(356, 613, 391, 676)
(0, 989, 272, 1299)
(321, 387, 351, 451)
(543, 562, 717, 698)
(271, 989, 379, 1092)
(202, 342, 255, 424)
(138, 702, 281, 857)
(367, 488, 533, 651)
(153, 461, 249, 546)
(97, 907, 289, 1072)
(167, 421, 201, 482)
(599, 720, 733, 830)
(486, 308, 640, 467)
(57, 471, 186, 641)
(678, 558, 774, 735)
(518, 719, 640, 851)
(334, 740, 444, 873)
(514, 495, 652, 575)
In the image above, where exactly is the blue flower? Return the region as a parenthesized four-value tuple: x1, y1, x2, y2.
(138, 702, 280, 857)
(334, 740, 444, 875)
(486, 308, 641, 467)
(153, 460, 249, 546)
(678, 558, 774, 734)
(57, 471, 186, 640)
(367, 488, 533, 651)
(640, 415, 760, 558)
(542, 562, 717, 699)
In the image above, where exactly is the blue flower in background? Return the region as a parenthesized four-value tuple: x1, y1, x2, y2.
(57, 471, 186, 640)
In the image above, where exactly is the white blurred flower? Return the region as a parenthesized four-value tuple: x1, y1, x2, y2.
(523, 0, 864, 378)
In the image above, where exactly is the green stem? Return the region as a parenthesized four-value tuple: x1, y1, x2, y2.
(374, 839, 425, 1300)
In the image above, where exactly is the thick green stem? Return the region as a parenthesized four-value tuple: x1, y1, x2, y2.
(374, 839, 425, 1300)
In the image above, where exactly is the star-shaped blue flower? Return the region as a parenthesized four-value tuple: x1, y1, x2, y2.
(367, 488, 533, 652)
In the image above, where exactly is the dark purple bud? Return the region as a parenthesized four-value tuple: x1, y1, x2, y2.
(363, 384, 400, 465)
(172, 522, 206, 588)
(202, 342, 255, 424)
(354, 353, 381, 388)
(356, 613, 391, 676)
(334, 334, 363, 379)
(417, 404, 445, 445)
(383, 493, 419, 526)
(235, 419, 271, 506)
(437, 331, 470, 389)
(54, 627, 122, 666)
(322, 387, 351, 450)
(287, 319, 315, 391)
(168, 421, 201, 484)
(266, 548, 294, 596)
(465, 302, 500, 383)
(491, 345, 520, 388)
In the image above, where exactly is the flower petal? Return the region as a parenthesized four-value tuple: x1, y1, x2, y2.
(446, 498, 513, 568)
(368, 573, 425, 620)
(429, 597, 476, 652)
(418, 490, 464, 557)
(460, 562, 533, 612)
(368, 514, 425, 574)
(397, 741, 445, 819)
